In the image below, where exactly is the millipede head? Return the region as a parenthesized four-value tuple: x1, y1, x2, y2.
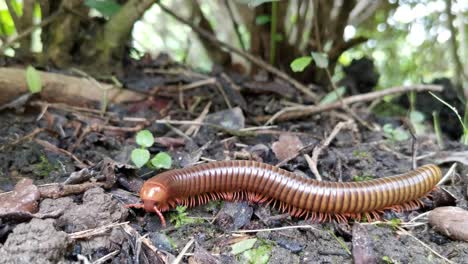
(139, 180, 170, 226)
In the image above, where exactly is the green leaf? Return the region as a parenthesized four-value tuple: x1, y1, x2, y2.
(243, 245, 271, 264)
(319, 86, 346, 105)
(26, 65, 42, 93)
(311, 51, 329, 68)
(0, 10, 16, 36)
(10, 0, 23, 16)
(135, 130, 154, 148)
(231, 238, 257, 255)
(392, 128, 410, 141)
(131, 149, 150, 168)
(255, 15, 270, 25)
(84, 0, 121, 17)
(409, 110, 425, 123)
(290, 56, 312, 72)
(151, 152, 172, 169)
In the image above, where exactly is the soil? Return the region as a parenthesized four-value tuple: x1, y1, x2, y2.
(0, 58, 467, 264)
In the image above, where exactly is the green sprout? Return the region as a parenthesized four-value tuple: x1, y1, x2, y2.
(169, 206, 200, 228)
(131, 129, 172, 169)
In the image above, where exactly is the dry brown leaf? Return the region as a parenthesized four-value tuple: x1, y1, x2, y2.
(271, 134, 304, 161)
(0, 179, 40, 215)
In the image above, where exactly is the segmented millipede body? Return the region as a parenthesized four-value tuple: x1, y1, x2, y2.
(128, 160, 442, 226)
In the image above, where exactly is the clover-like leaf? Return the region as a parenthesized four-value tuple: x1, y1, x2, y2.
(135, 130, 154, 148)
(131, 149, 150, 168)
(151, 152, 172, 169)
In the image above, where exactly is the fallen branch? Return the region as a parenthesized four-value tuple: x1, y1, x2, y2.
(258, 85, 443, 124)
(309, 120, 354, 180)
(0, 67, 145, 106)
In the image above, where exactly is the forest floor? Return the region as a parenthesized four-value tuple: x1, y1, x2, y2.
(0, 57, 467, 264)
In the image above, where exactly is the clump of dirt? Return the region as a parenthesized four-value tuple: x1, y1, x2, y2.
(0, 218, 70, 263)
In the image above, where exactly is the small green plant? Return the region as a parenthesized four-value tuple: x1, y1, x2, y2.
(326, 228, 351, 255)
(290, 51, 329, 72)
(429, 92, 468, 145)
(231, 238, 257, 255)
(382, 123, 410, 142)
(231, 238, 273, 264)
(376, 218, 401, 230)
(352, 150, 370, 159)
(382, 255, 396, 264)
(26, 65, 42, 94)
(131, 130, 172, 169)
(35, 155, 57, 178)
(242, 243, 272, 264)
(408, 110, 426, 135)
(353, 175, 374, 182)
(169, 206, 198, 228)
(319, 86, 347, 105)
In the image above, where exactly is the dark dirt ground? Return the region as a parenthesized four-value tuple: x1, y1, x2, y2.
(1, 58, 468, 264)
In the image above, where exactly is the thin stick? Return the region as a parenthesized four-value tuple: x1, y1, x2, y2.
(437, 163, 457, 186)
(0, 10, 62, 53)
(0, 127, 45, 151)
(304, 154, 322, 181)
(69, 222, 129, 240)
(34, 139, 88, 168)
(178, 78, 217, 91)
(223, 0, 246, 51)
(233, 225, 319, 233)
(157, 3, 317, 101)
(185, 101, 211, 137)
(396, 226, 454, 264)
(261, 85, 443, 124)
(309, 121, 353, 180)
(93, 250, 119, 264)
(172, 238, 195, 264)
(215, 83, 233, 109)
(408, 211, 430, 223)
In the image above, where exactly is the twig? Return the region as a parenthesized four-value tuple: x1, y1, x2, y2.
(0, 9, 63, 53)
(396, 226, 454, 264)
(437, 163, 457, 186)
(157, 3, 318, 101)
(304, 154, 321, 181)
(309, 120, 353, 180)
(403, 118, 418, 169)
(93, 250, 119, 264)
(0, 128, 45, 151)
(34, 139, 88, 168)
(260, 85, 443, 124)
(69, 222, 129, 240)
(177, 78, 217, 92)
(233, 225, 319, 233)
(215, 82, 233, 109)
(172, 238, 195, 264)
(184, 101, 211, 137)
(223, 0, 246, 51)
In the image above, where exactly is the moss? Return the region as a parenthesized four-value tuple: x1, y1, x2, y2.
(34, 155, 57, 178)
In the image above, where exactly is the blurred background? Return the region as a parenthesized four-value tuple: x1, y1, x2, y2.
(1, 0, 467, 88)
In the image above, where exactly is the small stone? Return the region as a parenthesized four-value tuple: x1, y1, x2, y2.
(429, 206, 468, 242)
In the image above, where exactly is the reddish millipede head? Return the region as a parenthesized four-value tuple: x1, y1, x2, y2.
(134, 180, 170, 226)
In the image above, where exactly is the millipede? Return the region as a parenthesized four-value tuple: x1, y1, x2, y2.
(127, 160, 442, 226)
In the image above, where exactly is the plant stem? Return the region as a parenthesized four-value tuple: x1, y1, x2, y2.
(269, 1, 278, 65)
(432, 111, 444, 148)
